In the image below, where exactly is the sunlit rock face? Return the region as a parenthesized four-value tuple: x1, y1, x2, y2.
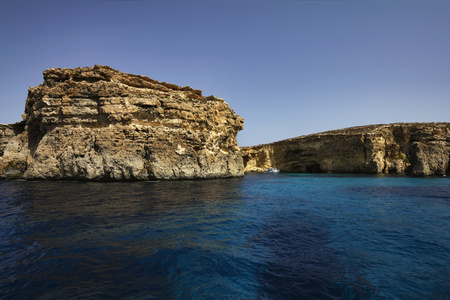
(0, 65, 244, 180)
(242, 123, 450, 176)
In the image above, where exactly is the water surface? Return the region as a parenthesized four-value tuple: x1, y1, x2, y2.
(1, 174, 449, 299)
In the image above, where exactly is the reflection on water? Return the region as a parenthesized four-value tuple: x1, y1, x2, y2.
(1, 174, 449, 299)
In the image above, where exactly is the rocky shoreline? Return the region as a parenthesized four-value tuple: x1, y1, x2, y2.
(1, 66, 449, 180)
(0, 65, 244, 180)
(242, 123, 450, 176)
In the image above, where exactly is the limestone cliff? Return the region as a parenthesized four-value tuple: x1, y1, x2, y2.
(242, 123, 450, 176)
(0, 65, 244, 180)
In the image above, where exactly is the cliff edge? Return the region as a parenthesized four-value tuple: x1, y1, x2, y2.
(0, 65, 244, 180)
(242, 123, 450, 176)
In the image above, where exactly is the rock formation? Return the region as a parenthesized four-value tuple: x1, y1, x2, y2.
(242, 123, 450, 176)
(0, 65, 244, 180)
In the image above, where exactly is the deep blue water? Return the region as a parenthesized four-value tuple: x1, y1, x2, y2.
(1, 174, 449, 299)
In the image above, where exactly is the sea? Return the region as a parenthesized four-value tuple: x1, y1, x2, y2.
(0, 173, 449, 299)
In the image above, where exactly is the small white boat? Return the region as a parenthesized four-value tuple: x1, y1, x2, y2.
(264, 167, 280, 174)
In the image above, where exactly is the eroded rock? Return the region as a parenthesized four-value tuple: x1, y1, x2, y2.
(0, 65, 244, 180)
(242, 123, 450, 176)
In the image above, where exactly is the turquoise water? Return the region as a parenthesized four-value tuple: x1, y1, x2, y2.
(1, 174, 449, 299)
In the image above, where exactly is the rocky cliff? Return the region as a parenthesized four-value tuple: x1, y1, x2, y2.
(242, 123, 450, 176)
(0, 65, 244, 180)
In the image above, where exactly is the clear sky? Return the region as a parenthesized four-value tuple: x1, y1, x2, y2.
(1, 0, 449, 146)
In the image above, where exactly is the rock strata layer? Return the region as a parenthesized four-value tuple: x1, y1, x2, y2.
(242, 123, 450, 176)
(0, 65, 244, 180)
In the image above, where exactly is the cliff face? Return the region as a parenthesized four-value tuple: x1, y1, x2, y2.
(242, 123, 450, 176)
(0, 65, 244, 180)
(0, 123, 26, 178)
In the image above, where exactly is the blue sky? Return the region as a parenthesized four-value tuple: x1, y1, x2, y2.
(1, 0, 449, 146)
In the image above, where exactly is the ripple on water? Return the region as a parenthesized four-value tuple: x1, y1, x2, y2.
(0, 175, 449, 299)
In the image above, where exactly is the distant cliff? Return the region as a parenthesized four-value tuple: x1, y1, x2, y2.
(242, 123, 450, 176)
(0, 65, 244, 180)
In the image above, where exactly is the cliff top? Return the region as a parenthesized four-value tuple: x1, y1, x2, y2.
(21, 65, 242, 130)
(244, 122, 450, 149)
(40, 65, 224, 102)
